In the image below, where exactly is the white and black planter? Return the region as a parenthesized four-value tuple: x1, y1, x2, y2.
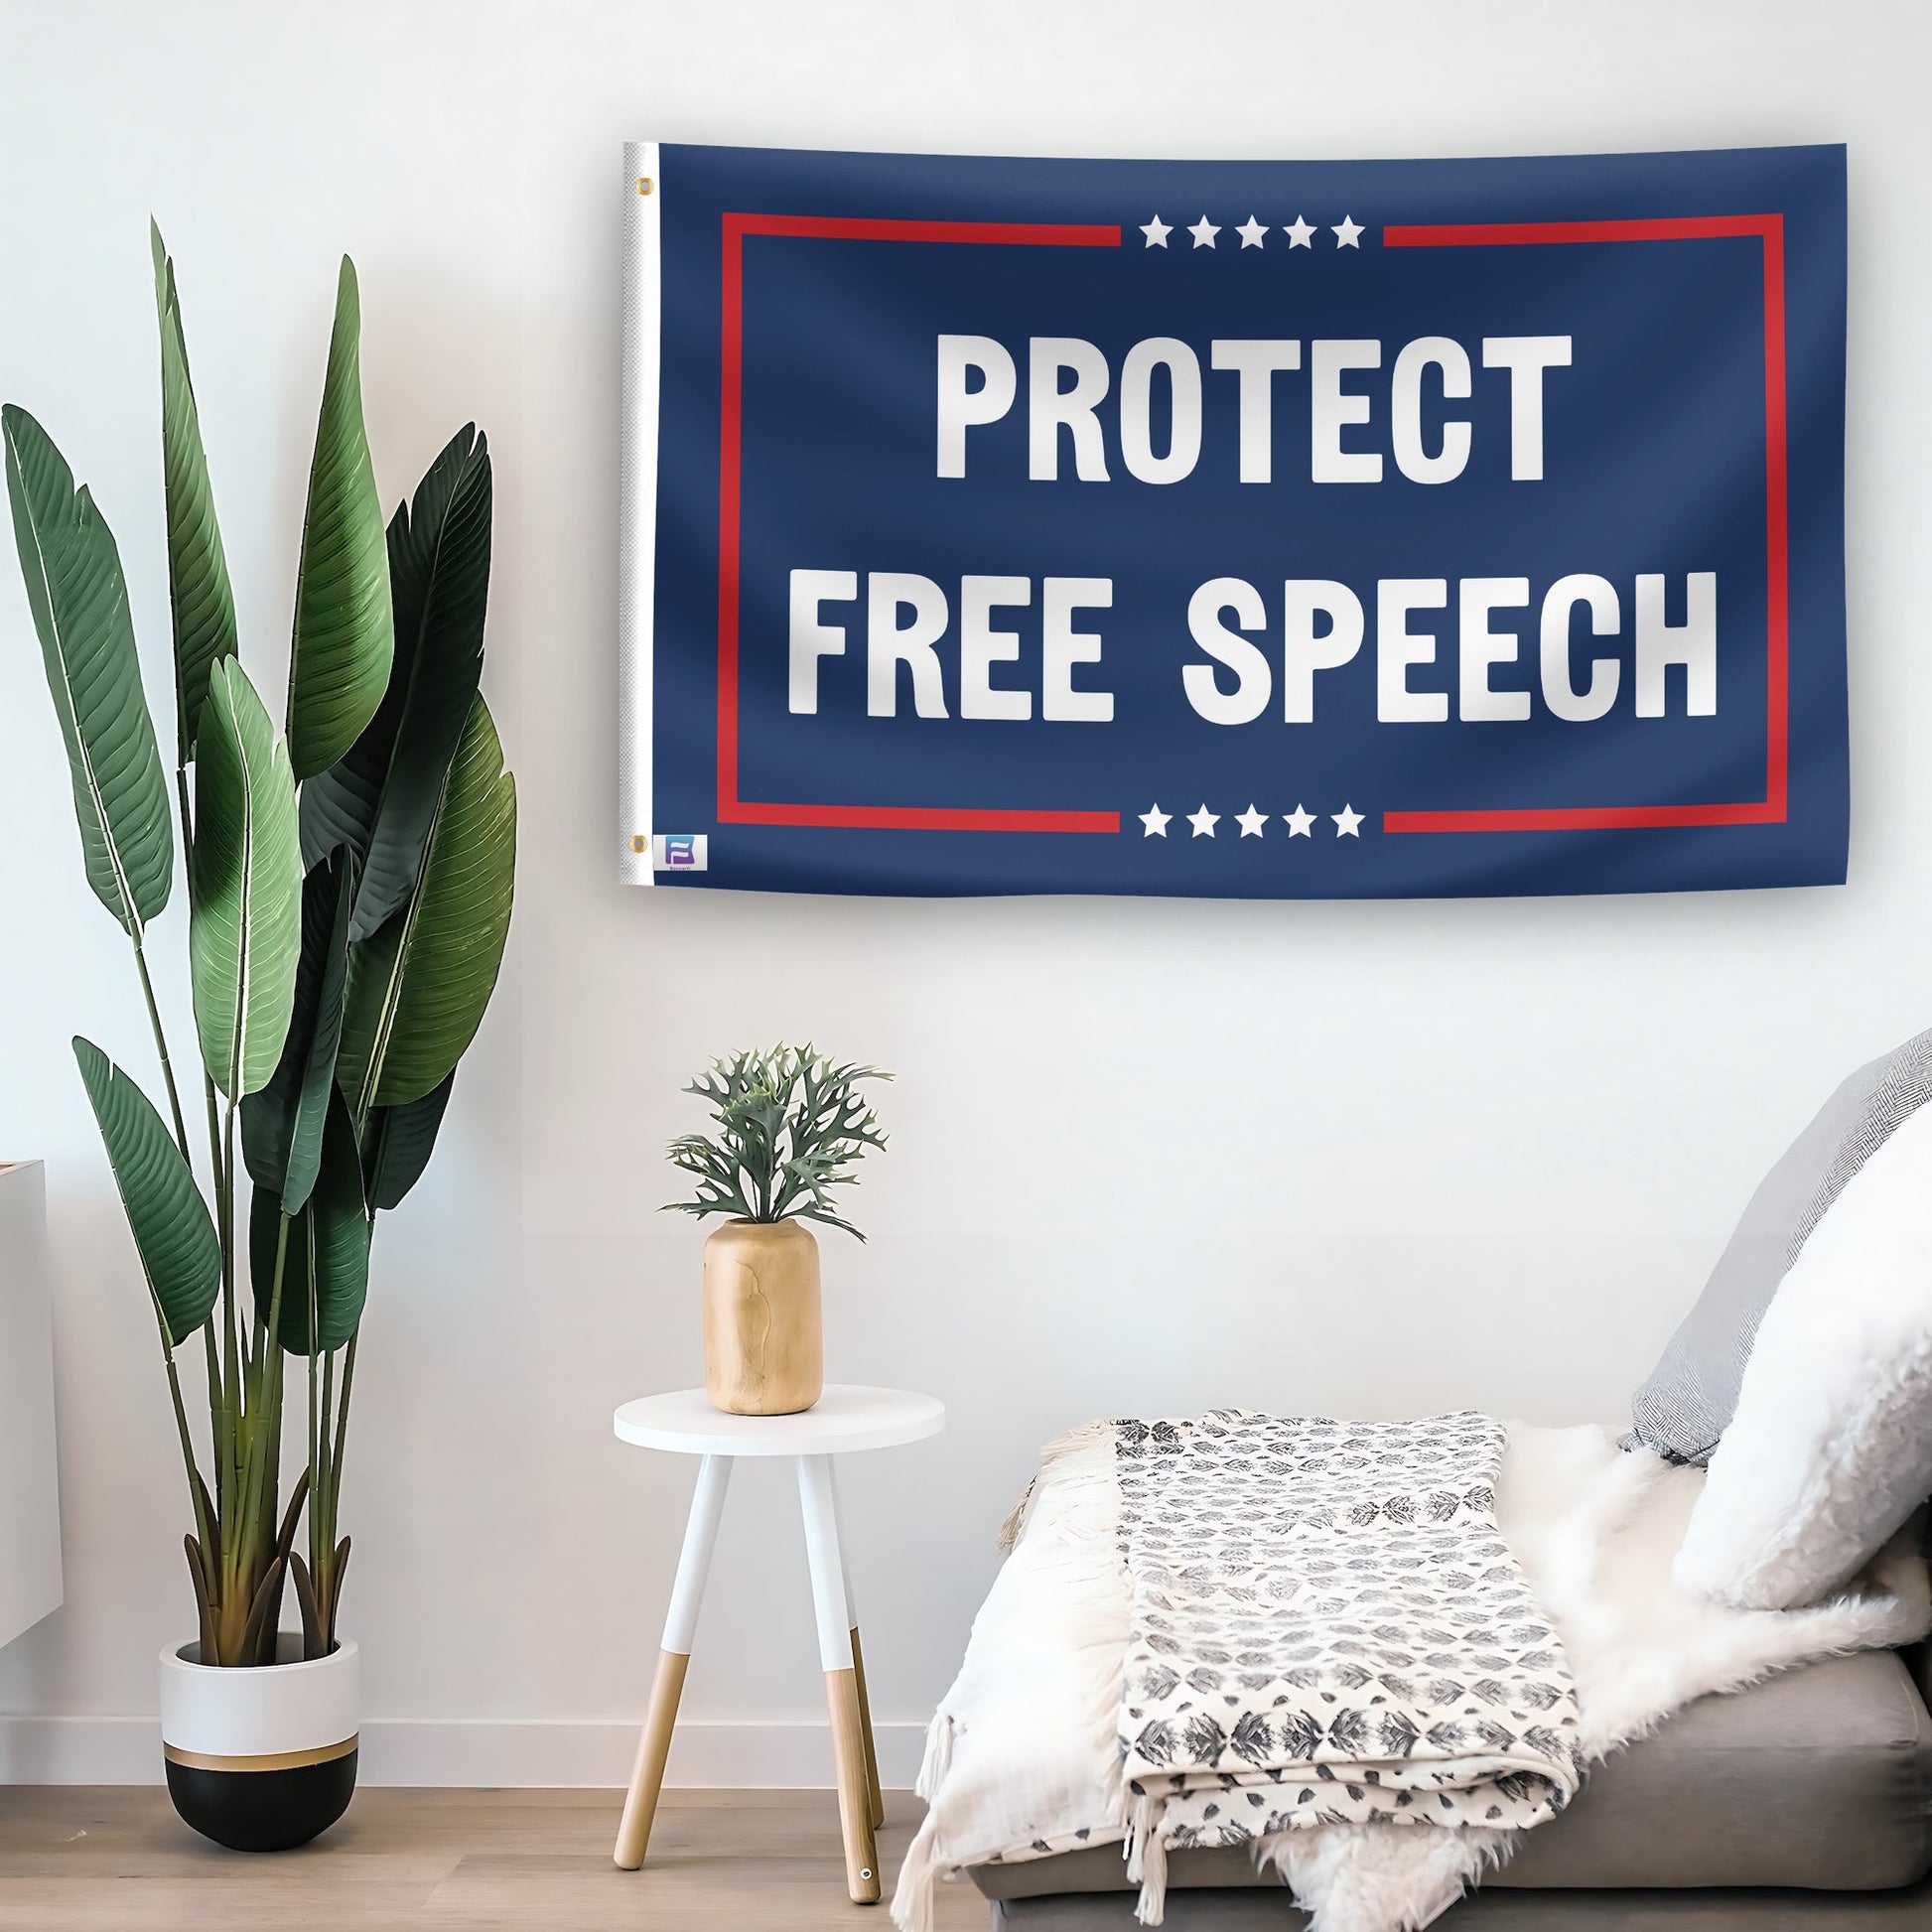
(159, 1636, 358, 1852)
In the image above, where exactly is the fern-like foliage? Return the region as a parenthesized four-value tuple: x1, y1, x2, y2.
(665, 1042, 890, 1239)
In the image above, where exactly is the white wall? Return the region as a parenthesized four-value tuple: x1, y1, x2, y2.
(1, 0, 1927, 1785)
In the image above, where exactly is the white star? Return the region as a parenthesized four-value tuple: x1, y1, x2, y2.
(1139, 802, 1172, 837)
(1283, 804, 1315, 837)
(1140, 213, 1173, 249)
(1235, 804, 1268, 838)
(1235, 215, 1268, 249)
(1332, 214, 1364, 249)
(1187, 803, 1220, 837)
(1188, 215, 1220, 249)
(1332, 803, 1364, 837)
(1282, 214, 1315, 248)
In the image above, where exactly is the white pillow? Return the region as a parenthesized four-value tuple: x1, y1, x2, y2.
(1672, 1097, 1932, 1610)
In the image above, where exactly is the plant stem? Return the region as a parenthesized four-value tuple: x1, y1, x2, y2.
(238, 1214, 290, 1583)
(314, 1344, 336, 1570)
(162, 1352, 211, 1552)
(319, 1333, 355, 1650)
(201, 1318, 225, 1525)
(307, 1327, 321, 1549)
(331, 1332, 356, 1491)
(129, 938, 191, 1168)
(216, 1211, 287, 1663)
(149, 1313, 217, 1627)
(220, 1096, 239, 1416)
(217, 1096, 242, 1574)
(201, 1077, 230, 1523)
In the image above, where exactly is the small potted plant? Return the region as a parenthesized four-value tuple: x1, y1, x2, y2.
(665, 1045, 889, 1416)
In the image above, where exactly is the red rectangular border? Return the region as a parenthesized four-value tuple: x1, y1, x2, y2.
(711, 210, 1787, 840)
(716, 213, 1122, 832)
(1379, 213, 1788, 834)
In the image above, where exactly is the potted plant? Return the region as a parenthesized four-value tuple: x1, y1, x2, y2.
(665, 1045, 889, 1415)
(3, 226, 515, 1851)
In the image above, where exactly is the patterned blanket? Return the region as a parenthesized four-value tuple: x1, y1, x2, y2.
(1114, 1412, 1584, 1914)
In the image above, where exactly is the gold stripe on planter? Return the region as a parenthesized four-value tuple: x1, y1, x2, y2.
(163, 1735, 358, 1774)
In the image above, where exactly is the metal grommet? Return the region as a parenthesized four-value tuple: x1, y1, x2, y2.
(630, 835, 647, 854)
(636, 176, 653, 196)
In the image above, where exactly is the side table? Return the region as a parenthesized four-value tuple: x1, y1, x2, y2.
(610, 1384, 946, 1903)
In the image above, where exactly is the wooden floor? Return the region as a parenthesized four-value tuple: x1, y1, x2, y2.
(0, 1787, 987, 1930)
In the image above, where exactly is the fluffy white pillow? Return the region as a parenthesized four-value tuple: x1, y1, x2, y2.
(1672, 1097, 1932, 1610)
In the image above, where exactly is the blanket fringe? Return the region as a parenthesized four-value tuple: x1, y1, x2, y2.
(994, 1488, 1032, 1555)
(1124, 1791, 1170, 1926)
(999, 1419, 1113, 1553)
(914, 1711, 954, 1804)
(891, 1812, 943, 1932)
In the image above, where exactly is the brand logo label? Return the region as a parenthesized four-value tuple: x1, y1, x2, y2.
(652, 833, 708, 872)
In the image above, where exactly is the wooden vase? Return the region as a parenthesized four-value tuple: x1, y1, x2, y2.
(702, 1218, 823, 1416)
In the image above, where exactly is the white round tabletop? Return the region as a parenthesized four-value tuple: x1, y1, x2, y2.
(613, 1384, 945, 1457)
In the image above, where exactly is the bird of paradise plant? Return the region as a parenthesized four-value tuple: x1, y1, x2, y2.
(3, 225, 514, 1665)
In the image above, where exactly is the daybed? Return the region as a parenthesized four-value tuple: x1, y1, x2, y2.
(906, 1027, 1932, 1932)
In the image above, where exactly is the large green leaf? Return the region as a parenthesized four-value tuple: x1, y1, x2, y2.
(151, 223, 237, 762)
(73, 1036, 219, 1347)
(190, 658, 302, 1099)
(241, 848, 354, 1212)
(301, 425, 490, 940)
(250, 1088, 369, 1355)
(362, 1069, 455, 1212)
(3, 405, 174, 936)
(339, 695, 514, 1114)
(287, 258, 392, 780)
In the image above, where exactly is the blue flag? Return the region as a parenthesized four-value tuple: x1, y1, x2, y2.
(620, 141, 1847, 899)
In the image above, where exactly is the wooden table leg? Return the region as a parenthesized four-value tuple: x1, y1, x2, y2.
(828, 1462, 885, 1830)
(798, 1453, 881, 1903)
(848, 1625, 885, 1831)
(614, 1453, 733, 1869)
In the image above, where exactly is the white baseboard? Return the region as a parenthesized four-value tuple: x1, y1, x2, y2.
(0, 1715, 928, 1788)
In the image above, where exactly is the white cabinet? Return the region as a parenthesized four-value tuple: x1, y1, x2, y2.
(0, 1163, 62, 1648)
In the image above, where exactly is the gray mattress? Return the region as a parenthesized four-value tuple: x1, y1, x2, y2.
(986, 1880, 1932, 1928)
(971, 1649, 1932, 1922)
